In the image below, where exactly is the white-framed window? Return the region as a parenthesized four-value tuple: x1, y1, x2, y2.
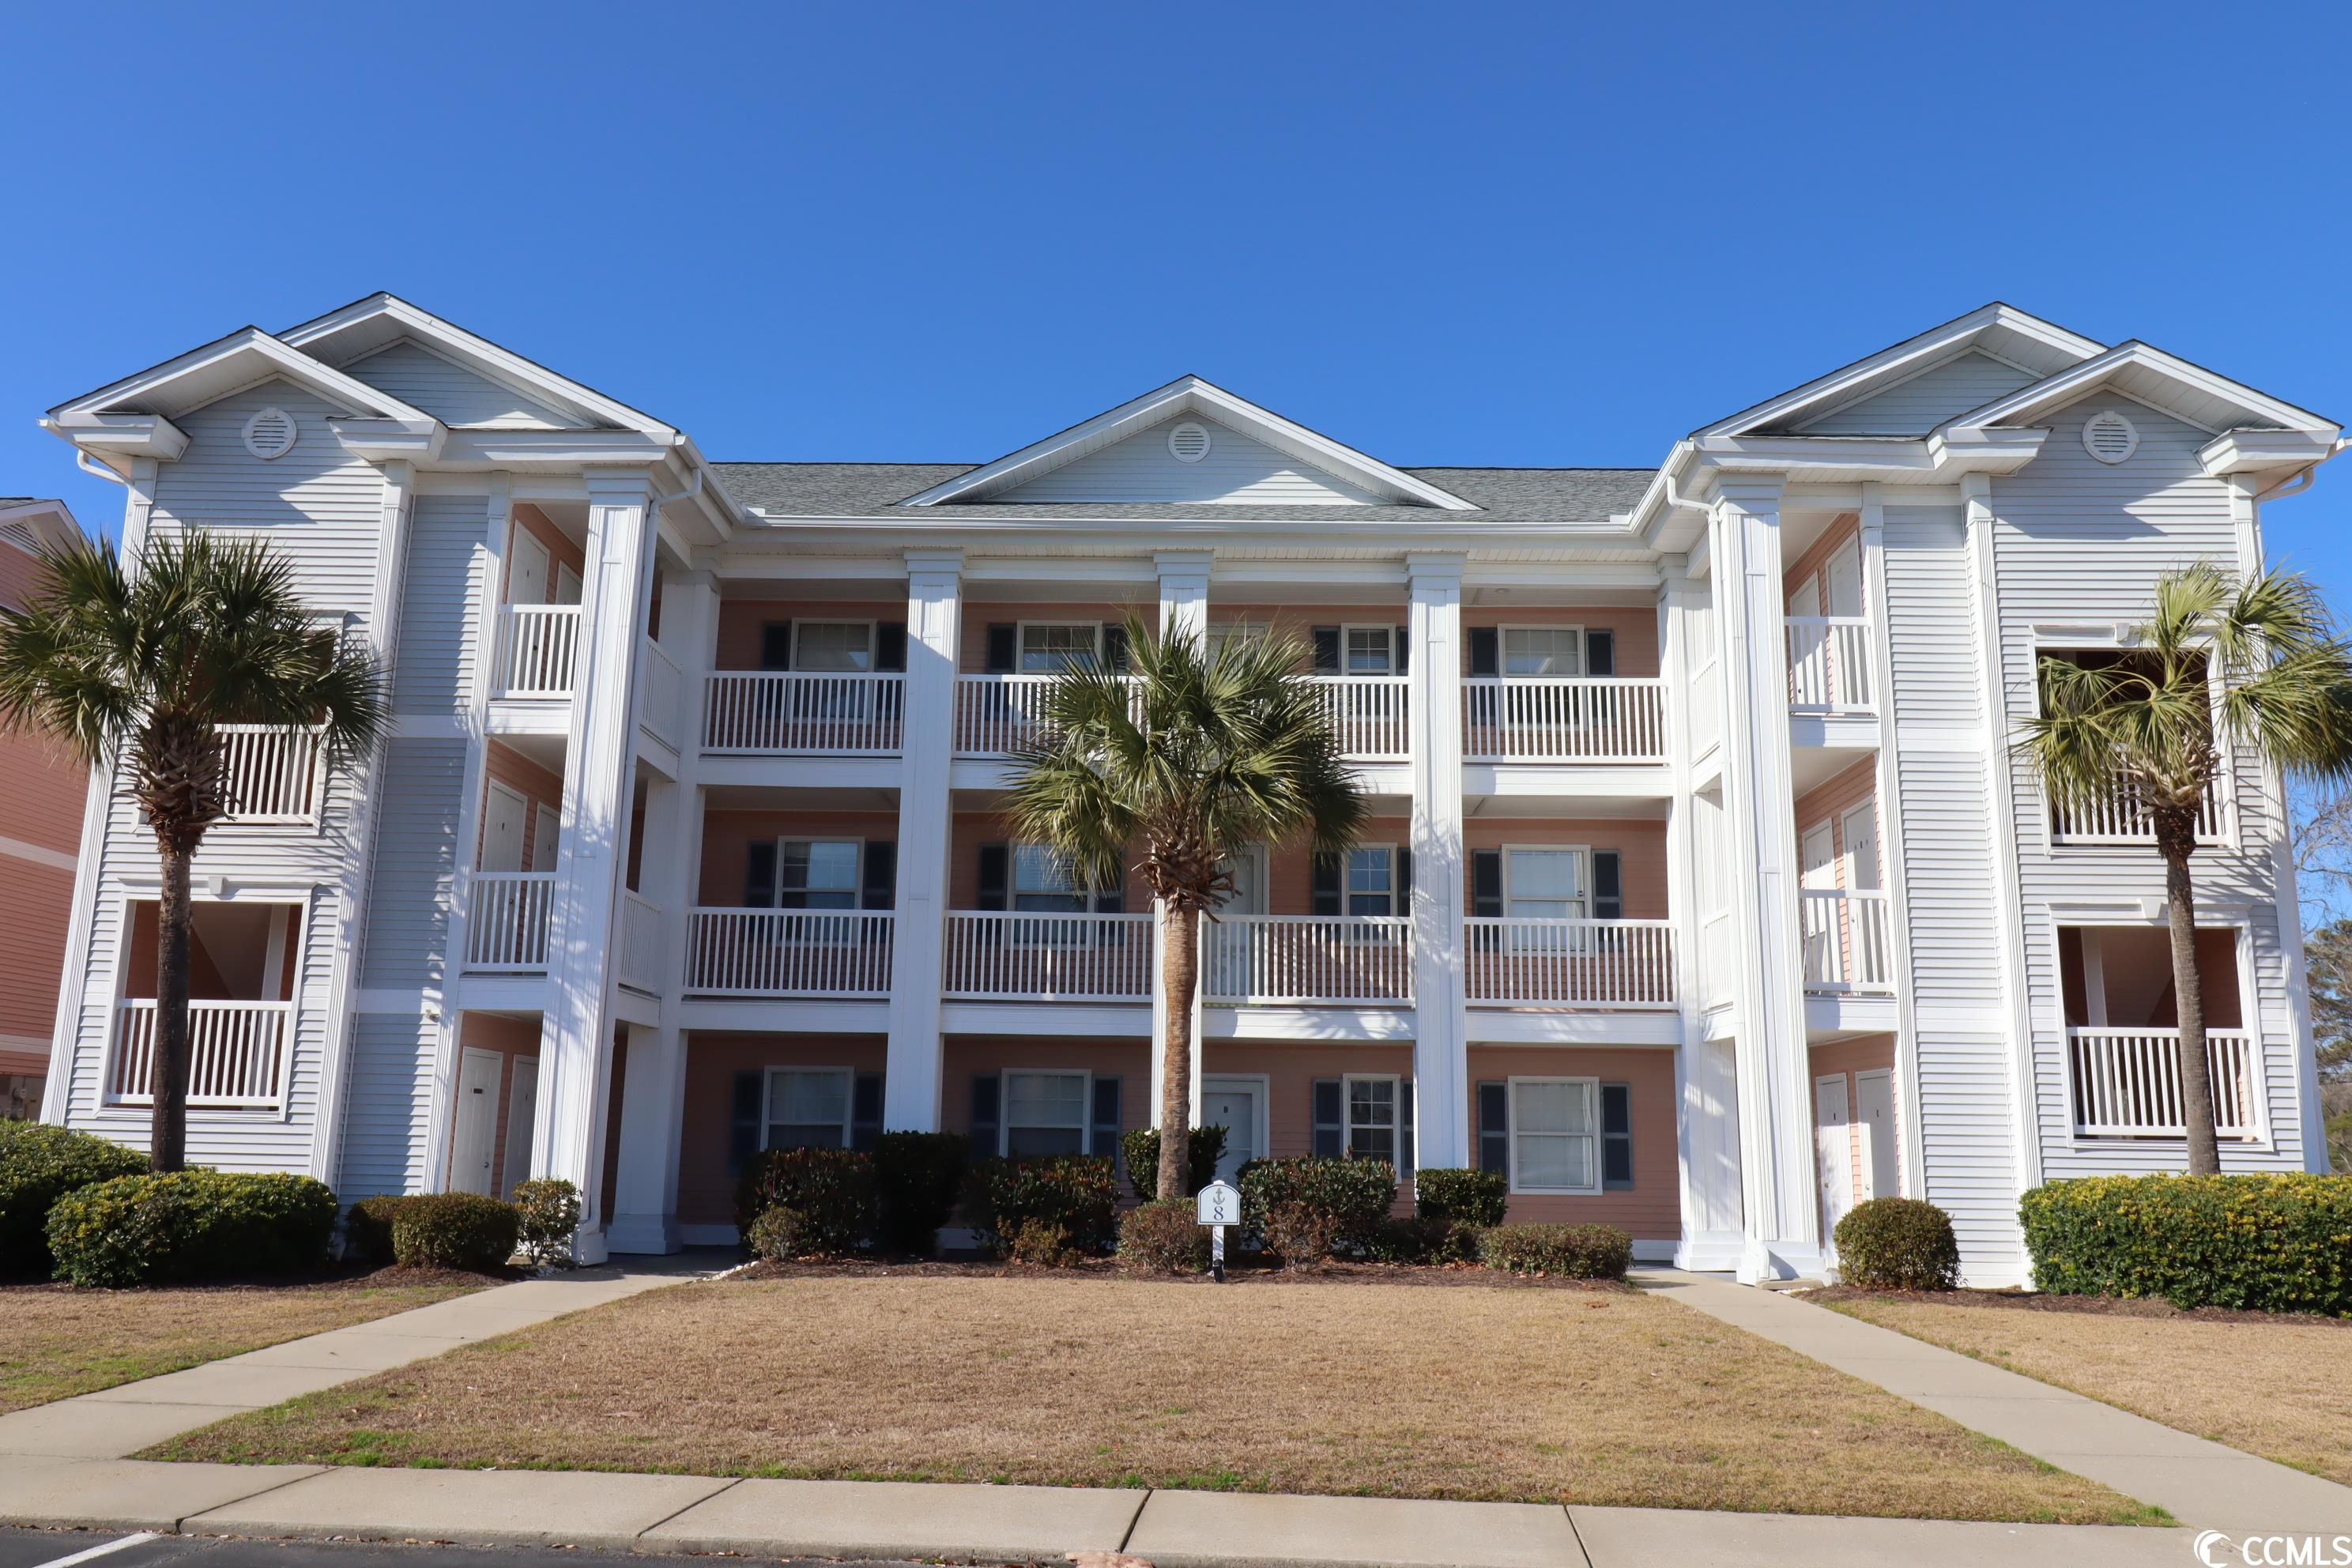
(763, 1066, 853, 1150)
(1502, 625, 1583, 678)
(1343, 625, 1394, 676)
(792, 621, 876, 673)
(1344, 1073, 1399, 1163)
(778, 839, 861, 910)
(1504, 846, 1588, 921)
(1019, 623, 1102, 673)
(1508, 1076, 1601, 1195)
(1003, 1069, 1090, 1157)
(1011, 845, 1090, 914)
(1347, 846, 1397, 917)
(1208, 620, 1269, 658)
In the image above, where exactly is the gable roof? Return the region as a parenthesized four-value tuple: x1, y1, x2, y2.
(1941, 339, 2339, 438)
(46, 325, 436, 427)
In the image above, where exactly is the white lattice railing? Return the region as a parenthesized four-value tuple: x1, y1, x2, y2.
(617, 891, 664, 994)
(494, 604, 582, 698)
(1304, 677, 1411, 762)
(1785, 616, 1875, 711)
(942, 910, 1152, 1001)
(464, 872, 554, 971)
(1201, 914, 1414, 1004)
(1462, 679, 1668, 763)
(640, 639, 686, 749)
(685, 908, 894, 997)
(217, 724, 326, 823)
(1800, 888, 1895, 994)
(107, 999, 291, 1109)
(2067, 1027, 2260, 1139)
(1462, 918, 1677, 1007)
(2050, 776, 2229, 844)
(705, 672, 905, 755)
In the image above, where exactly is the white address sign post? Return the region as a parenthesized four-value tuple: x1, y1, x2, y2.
(1197, 1178, 1238, 1283)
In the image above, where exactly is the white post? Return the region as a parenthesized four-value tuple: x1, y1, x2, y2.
(1408, 552, 1468, 1171)
(1151, 551, 1213, 1129)
(884, 550, 963, 1131)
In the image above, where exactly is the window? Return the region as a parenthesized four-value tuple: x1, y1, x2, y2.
(1344, 626, 1394, 676)
(1504, 847, 1586, 921)
(792, 622, 875, 673)
(1208, 621, 1268, 658)
(778, 841, 860, 910)
(1347, 847, 1396, 917)
(1509, 1077, 1600, 1194)
(1012, 846, 1090, 914)
(1345, 1075, 1398, 1163)
(1020, 624, 1100, 673)
(764, 1068, 853, 1150)
(1600, 1083, 1634, 1189)
(1502, 626, 1582, 678)
(1004, 1069, 1089, 1157)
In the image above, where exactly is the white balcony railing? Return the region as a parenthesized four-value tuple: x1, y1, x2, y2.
(705, 672, 905, 755)
(685, 908, 894, 997)
(464, 872, 554, 971)
(1201, 914, 1414, 1004)
(640, 638, 686, 750)
(952, 673, 1145, 757)
(1785, 616, 1875, 712)
(494, 604, 582, 698)
(2050, 776, 2229, 845)
(1800, 888, 1895, 994)
(942, 910, 1152, 1001)
(107, 999, 291, 1109)
(1462, 918, 1678, 1008)
(2067, 1027, 2260, 1140)
(1303, 677, 1411, 762)
(217, 723, 326, 823)
(617, 891, 664, 994)
(1462, 678, 1668, 763)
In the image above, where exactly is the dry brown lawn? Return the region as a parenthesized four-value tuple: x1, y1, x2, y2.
(0, 1274, 485, 1414)
(1825, 1294, 2352, 1487)
(156, 1275, 2154, 1522)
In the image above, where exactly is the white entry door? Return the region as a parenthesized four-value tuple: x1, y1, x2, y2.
(501, 1056, 540, 1197)
(509, 527, 552, 606)
(482, 784, 529, 874)
(530, 804, 561, 873)
(1200, 1076, 1263, 1185)
(1815, 1073, 1855, 1242)
(452, 1048, 503, 1197)
(1854, 1069, 1899, 1201)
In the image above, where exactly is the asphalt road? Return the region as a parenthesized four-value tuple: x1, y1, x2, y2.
(0, 1529, 948, 1568)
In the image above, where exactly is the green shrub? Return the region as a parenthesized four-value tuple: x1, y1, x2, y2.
(1261, 1200, 1338, 1268)
(1007, 1218, 1085, 1268)
(342, 1194, 415, 1266)
(733, 1147, 877, 1257)
(1237, 1156, 1396, 1252)
(0, 1123, 146, 1277)
(1119, 1125, 1227, 1200)
(1366, 1215, 1478, 1265)
(873, 1132, 968, 1255)
(512, 1178, 582, 1268)
(963, 1155, 1120, 1256)
(744, 1204, 807, 1262)
(1415, 1167, 1507, 1227)
(390, 1192, 521, 1272)
(2019, 1174, 2352, 1314)
(1834, 1197, 1960, 1291)
(1117, 1198, 1209, 1274)
(47, 1170, 338, 1288)
(1477, 1222, 1632, 1279)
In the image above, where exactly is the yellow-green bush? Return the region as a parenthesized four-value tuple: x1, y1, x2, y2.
(2019, 1174, 2352, 1314)
(47, 1170, 337, 1288)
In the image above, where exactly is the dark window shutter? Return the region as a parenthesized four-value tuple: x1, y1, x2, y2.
(1102, 624, 1129, 673)
(971, 1073, 1001, 1155)
(976, 844, 1009, 912)
(744, 842, 778, 908)
(1311, 1079, 1344, 1158)
(1311, 853, 1341, 917)
(1394, 626, 1409, 675)
(861, 841, 896, 911)
(760, 621, 793, 671)
(729, 1070, 763, 1174)
(1091, 1076, 1121, 1160)
(1468, 626, 1499, 678)
(1472, 850, 1503, 918)
(1396, 846, 1413, 905)
(1092, 883, 1125, 917)
(876, 621, 907, 673)
(1601, 1083, 1634, 1189)
(1585, 628, 1615, 677)
(1593, 850, 1623, 922)
(851, 1072, 884, 1153)
(1477, 1082, 1510, 1175)
(1396, 1079, 1415, 1182)
(985, 624, 1017, 673)
(1311, 627, 1340, 674)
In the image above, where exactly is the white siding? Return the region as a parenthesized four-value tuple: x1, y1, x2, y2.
(359, 741, 467, 991)
(394, 496, 485, 715)
(1798, 352, 2037, 435)
(341, 341, 579, 429)
(337, 1013, 435, 1197)
(993, 415, 1383, 506)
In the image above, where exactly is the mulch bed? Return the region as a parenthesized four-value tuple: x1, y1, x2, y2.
(738, 1255, 1634, 1291)
(1803, 1283, 2352, 1326)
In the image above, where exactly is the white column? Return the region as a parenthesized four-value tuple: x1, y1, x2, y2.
(608, 568, 717, 1253)
(1709, 480, 1822, 1281)
(1407, 553, 1468, 1171)
(1151, 552, 1213, 1129)
(534, 471, 657, 1261)
(884, 550, 964, 1131)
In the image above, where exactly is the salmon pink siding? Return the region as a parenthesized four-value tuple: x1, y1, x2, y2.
(0, 733, 85, 858)
(1809, 1033, 1898, 1208)
(1202, 1040, 1416, 1163)
(1792, 760, 1879, 888)
(944, 1037, 1152, 1158)
(479, 741, 564, 869)
(698, 810, 899, 906)
(454, 1012, 541, 1197)
(0, 858, 74, 1044)
(713, 600, 907, 672)
(503, 505, 585, 603)
(677, 1034, 889, 1227)
(0, 535, 87, 1087)
(1782, 513, 1861, 606)
(1464, 1046, 1681, 1238)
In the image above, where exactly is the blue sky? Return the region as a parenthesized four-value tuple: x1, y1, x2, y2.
(6, 0, 2350, 600)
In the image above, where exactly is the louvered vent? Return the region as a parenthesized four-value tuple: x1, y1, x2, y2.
(2081, 409, 2139, 465)
(0, 521, 37, 553)
(243, 406, 298, 460)
(1167, 420, 1212, 463)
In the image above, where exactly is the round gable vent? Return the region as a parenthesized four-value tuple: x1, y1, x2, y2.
(2082, 409, 2139, 465)
(243, 406, 299, 461)
(1167, 420, 1212, 463)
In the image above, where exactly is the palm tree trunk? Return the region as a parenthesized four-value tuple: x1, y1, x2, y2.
(2156, 824, 2219, 1176)
(152, 842, 193, 1173)
(1158, 903, 1198, 1200)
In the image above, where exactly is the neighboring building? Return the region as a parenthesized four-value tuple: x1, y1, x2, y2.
(34, 296, 2339, 1283)
(0, 497, 89, 1117)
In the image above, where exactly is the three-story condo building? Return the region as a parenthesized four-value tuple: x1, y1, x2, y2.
(35, 297, 2339, 1283)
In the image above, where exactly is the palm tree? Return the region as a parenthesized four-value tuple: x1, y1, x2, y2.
(1004, 613, 1367, 1200)
(2018, 564, 2352, 1174)
(0, 532, 386, 1171)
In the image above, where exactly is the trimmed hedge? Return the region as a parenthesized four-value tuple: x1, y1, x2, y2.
(963, 1155, 1120, 1257)
(873, 1132, 968, 1255)
(0, 1123, 146, 1278)
(512, 1178, 581, 1268)
(47, 1170, 338, 1288)
(1237, 1156, 1396, 1252)
(1834, 1197, 1960, 1291)
(1477, 1222, 1631, 1279)
(1119, 1125, 1227, 1200)
(733, 1148, 877, 1257)
(391, 1192, 521, 1271)
(2020, 1174, 2352, 1314)
(1366, 1215, 1477, 1265)
(1415, 1167, 1507, 1228)
(343, 1194, 415, 1266)
(1117, 1198, 1209, 1274)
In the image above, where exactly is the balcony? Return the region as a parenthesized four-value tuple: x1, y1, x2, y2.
(107, 999, 290, 1110)
(942, 911, 1153, 1001)
(1462, 918, 1676, 1008)
(217, 723, 326, 824)
(684, 908, 894, 997)
(2067, 1027, 2260, 1140)
(463, 872, 554, 971)
(1785, 616, 1875, 713)
(494, 605, 582, 699)
(2050, 776, 2228, 846)
(706, 672, 905, 755)
(1462, 678, 1666, 763)
(1202, 914, 1413, 1004)
(1304, 677, 1411, 762)
(1800, 889, 1894, 994)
